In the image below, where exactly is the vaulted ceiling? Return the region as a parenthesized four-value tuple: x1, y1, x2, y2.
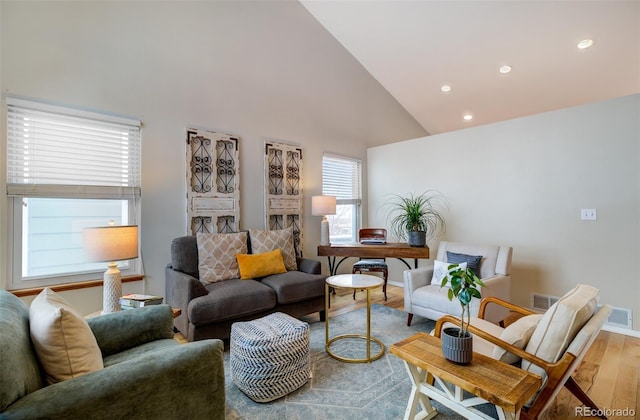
(301, 1, 640, 135)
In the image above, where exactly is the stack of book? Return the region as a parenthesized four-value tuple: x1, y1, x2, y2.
(120, 294, 164, 309)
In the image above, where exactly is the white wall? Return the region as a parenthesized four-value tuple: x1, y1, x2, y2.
(368, 94, 640, 330)
(0, 1, 426, 313)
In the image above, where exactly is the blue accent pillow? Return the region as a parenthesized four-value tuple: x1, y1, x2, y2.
(446, 251, 482, 278)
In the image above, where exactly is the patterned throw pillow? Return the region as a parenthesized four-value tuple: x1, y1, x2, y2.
(197, 231, 248, 284)
(431, 260, 467, 287)
(249, 227, 297, 271)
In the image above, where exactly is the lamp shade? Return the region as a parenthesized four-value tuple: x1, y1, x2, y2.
(311, 195, 336, 216)
(84, 225, 139, 262)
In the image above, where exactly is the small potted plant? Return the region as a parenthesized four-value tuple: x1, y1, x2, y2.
(440, 263, 485, 364)
(386, 191, 447, 247)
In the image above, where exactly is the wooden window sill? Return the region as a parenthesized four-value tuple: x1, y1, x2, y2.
(9, 275, 144, 297)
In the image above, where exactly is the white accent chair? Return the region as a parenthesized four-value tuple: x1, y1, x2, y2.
(404, 241, 513, 326)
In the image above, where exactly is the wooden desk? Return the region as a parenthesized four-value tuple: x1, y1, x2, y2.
(390, 332, 541, 420)
(317, 243, 430, 275)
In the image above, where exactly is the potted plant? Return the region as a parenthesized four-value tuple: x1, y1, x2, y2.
(440, 263, 485, 364)
(386, 191, 447, 247)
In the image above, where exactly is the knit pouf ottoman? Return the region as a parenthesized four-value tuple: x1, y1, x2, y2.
(230, 312, 310, 402)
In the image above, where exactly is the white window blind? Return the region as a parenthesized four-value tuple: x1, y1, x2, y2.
(322, 154, 362, 204)
(6, 98, 141, 198)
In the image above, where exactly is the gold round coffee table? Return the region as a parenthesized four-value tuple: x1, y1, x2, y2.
(325, 273, 385, 363)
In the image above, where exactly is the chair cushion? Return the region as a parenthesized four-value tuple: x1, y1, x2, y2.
(249, 227, 298, 271)
(29, 288, 103, 384)
(190, 279, 276, 325)
(197, 231, 248, 284)
(431, 260, 467, 286)
(413, 284, 481, 317)
(493, 314, 543, 364)
(522, 284, 599, 378)
(447, 251, 482, 278)
(261, 271, 326, 304)
(236, 249, 287, 279)
(353, 260, 388, 270)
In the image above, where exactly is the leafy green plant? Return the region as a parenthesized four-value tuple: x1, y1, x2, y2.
(386, 191, 447, 242)
(440, 264, 485, 337)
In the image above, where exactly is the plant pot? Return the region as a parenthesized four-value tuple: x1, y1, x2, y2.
(407, 231, 426, 247)
(441, 327, 473, 364)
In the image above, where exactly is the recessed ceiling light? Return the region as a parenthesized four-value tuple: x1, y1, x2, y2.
(499, 65, 512, 74)
(440, 85, 452, 93)
(463, 114, 473, 121)
(577, 39, 594, 49)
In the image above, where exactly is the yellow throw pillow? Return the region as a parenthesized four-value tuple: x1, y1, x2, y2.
(236, 249, 287, 279)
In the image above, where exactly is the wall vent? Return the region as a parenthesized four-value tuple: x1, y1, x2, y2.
(531, 293, 632, 329)
(530, 293, 558, 312)
(599, 305, 632, 329)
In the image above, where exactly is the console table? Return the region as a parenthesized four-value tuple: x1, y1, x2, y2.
(317, 243, 430, 275)
(390, 332, 541, 420)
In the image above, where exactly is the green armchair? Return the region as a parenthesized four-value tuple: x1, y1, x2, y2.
(0, 290, 225, 419)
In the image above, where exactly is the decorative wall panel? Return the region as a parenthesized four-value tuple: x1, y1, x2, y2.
(187, 129, 240, 234)
(264, 141, 303, 255)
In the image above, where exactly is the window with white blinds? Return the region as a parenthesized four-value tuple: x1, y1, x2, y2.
(5, 98, 142, 288)
(322, 153, 362, 243)
(6, 97, 141, 198)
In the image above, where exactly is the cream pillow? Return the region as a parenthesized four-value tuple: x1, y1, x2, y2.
(197, 231, 248, 284)
(522, 284, 599, 379)
(249, 227, 297, 271)
(431, 260, 467, 287)
(29, 288, 103, 384)
(493, 314, 543, 364)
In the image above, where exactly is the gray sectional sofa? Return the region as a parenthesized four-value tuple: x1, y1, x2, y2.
(165, 234, 327, 341)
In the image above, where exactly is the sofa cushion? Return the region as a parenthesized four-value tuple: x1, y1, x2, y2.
(170, 235, 199, 279)
(0, 290, 43, 411)
(431, 260, 467, 287)
(29, 288, 103, 384)
(493, 314, 543, 364)
(236, 249, 287, 280)
(197, 231, 248, 284)
(446, 251, 482, 278)
(189, 279, 276, 325)
(261, 271, 326, 305)
(522, 284, 598, 378)
(249, 227, 298, 271)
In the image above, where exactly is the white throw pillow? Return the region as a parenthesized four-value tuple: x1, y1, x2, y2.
(493, 314, 543, 364)
(431, 260, 467, 287)
(197, 231, 248, 284)
(29, 288, 103, 384)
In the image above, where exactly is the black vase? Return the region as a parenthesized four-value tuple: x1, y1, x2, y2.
(407, 231, 426, 247)
(441, 327, 473, 364)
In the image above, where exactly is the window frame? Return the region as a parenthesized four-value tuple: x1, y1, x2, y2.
(5, 97, 142, 290)
(321, 153, 362, 244)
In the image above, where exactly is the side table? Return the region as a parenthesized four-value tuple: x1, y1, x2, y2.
(390, 332, 541, 420)
(325, 273, 385, 363)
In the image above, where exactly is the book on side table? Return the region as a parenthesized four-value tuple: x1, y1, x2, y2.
(120, 294, 164, 309)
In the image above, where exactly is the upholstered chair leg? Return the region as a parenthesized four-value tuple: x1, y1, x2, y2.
(407, 313, 413, 326)
(319, 310, 326, 322)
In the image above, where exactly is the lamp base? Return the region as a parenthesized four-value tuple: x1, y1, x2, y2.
(102, 262, 122, 314)
(320, 216, 331, 246)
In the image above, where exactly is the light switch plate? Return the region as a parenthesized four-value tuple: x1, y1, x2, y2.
(581, 209, 597, 220)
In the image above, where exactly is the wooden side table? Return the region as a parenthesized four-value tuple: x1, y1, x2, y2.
(390, 332, 541, 420)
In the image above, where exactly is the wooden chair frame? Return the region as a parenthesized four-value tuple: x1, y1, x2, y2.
(433, 296, 609, 420)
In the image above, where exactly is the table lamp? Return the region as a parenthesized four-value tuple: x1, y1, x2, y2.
(84, 224, 139, 314)
(312, 195, 336, 246)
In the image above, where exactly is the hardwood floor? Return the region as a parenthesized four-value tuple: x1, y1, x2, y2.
(177, 284, 640, 419)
